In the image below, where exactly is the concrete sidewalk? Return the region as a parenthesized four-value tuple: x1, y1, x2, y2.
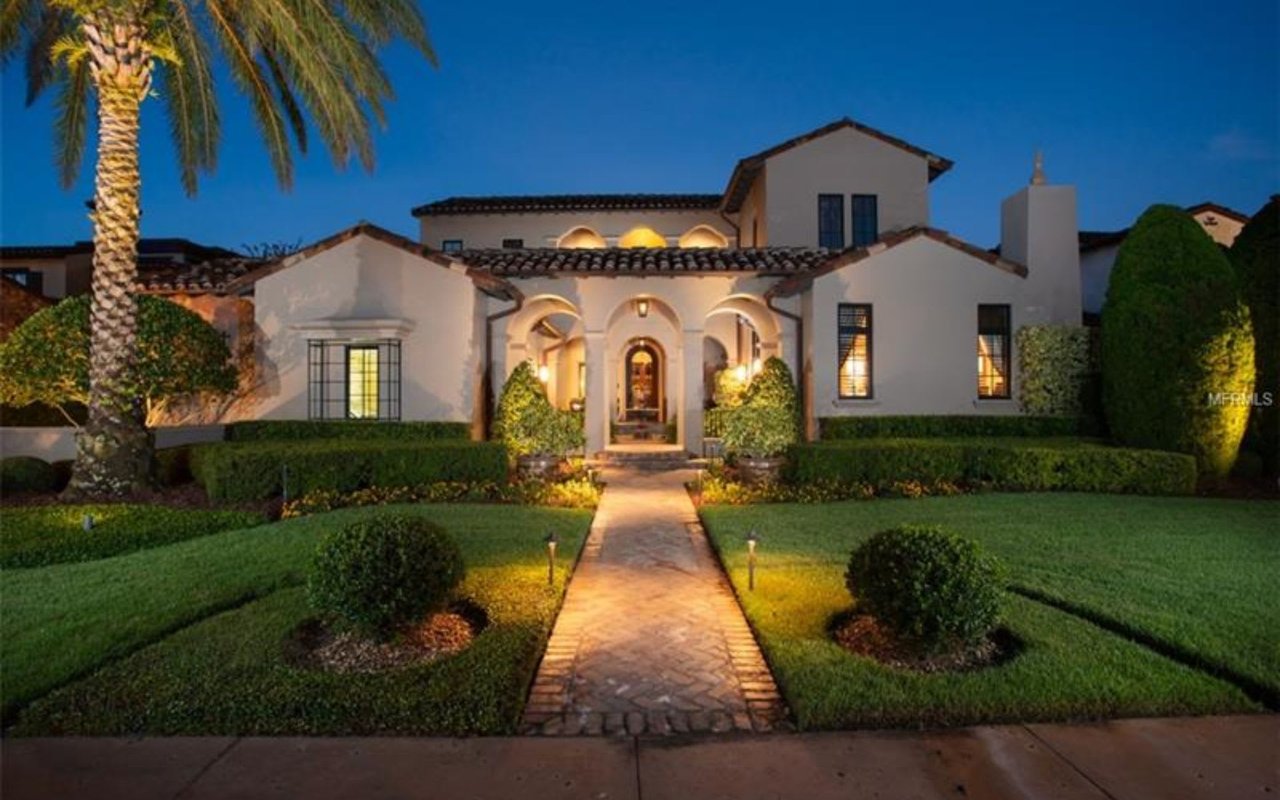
(3, 715, 1274, 800)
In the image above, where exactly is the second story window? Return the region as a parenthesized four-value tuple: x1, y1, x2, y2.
(442, 240, 463, 253)
(852, 194, 878, 247)
(818, 194, 845, 249)
(502, 238, 524, 249)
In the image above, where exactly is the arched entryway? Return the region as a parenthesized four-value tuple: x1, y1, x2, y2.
(622, 338, 664, 422)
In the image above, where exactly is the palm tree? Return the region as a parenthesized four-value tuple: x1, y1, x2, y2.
(3, 0, 434, 498)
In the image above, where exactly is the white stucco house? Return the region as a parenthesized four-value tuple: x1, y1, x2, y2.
(6, 117, 1092, 455)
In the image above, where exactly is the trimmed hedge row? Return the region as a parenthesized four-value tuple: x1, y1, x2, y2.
(191, 440, 508, 502)
(788, 440, 1196, 495)
(819, 415, 1082, 440)
(227, 420, 471, 442)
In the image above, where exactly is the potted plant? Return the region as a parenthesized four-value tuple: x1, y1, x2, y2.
(721, 404, 796, 483)
(494, 363, 586, 479)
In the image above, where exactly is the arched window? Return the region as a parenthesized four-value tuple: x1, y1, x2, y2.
(678, 224, 729, 248)
(618, 227, 667, 248)
(558, 227, 606, 249)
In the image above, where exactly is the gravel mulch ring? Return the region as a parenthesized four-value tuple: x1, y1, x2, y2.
(286, 611, 477, 674)
(831, 613, 1017, 673)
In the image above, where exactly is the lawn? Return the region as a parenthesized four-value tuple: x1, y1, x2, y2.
(702, 493, 1275, 729)
(3, 505, 591, 733)
(0, 504, 264, 568)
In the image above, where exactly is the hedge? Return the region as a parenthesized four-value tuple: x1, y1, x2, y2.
(819, 415, 1081, 440)
(191, 440, 508, 502)
(227, 420, 471, 442)
(788, 440, 1196, 495)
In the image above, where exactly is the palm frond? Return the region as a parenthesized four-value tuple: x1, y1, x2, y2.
(261, 47, 307, 153)
(0, 0, 36, 64)
(22, 6, 72, 104)
(334, 0, 437, 66)
(156, 3, 220, 195)
(52, 54, 90, 188)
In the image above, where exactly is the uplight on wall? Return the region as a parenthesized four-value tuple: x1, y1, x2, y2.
(734, 364, 748, 382)
(537, 364, 551, 383)
(636, 298, 650, 318)
(752, 357, 763, 376)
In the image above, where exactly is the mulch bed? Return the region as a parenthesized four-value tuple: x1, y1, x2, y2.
(286, 612, 477, 674)
(832, 614, 1016, 673)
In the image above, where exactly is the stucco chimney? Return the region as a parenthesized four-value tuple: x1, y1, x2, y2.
(1000, 154, 1082, 326)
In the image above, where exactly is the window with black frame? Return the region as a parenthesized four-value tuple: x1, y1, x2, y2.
(837, 303, 872, 399)
(977, 304, 1011, 399)
(307, 339, 401, 420)
(818, 194, 845, 249)
(851, 194, 878, 247)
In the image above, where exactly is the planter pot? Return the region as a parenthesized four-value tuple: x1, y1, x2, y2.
(517, 454, 562, 480)
(738, 455, 787, 485)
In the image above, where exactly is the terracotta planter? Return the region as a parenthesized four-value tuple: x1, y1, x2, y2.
(517, 454, 561, 480)
(738, 455, 787, 485)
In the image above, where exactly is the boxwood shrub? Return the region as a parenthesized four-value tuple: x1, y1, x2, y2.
(788, 440, 1196, 495)
(819, 415, 1081, 440)
(191, 440, 508, 502)
(0, 456, 58, 496)
(228, 420, 471, 442)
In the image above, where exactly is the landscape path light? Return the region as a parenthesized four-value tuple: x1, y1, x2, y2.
(746, 530, 760, 591)
(82, 514, 94, 532)
(544, 531, 559, 586)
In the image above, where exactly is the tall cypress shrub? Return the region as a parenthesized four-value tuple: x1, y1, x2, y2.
(1101, 205, 1255, 478)
(1229, 197, 1279, 475)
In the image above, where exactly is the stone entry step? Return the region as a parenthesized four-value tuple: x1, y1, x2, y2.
(588, 445, 696, 472)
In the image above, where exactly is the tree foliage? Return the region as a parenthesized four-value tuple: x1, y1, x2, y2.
(1016, 325, 1092, 416)
(722, 357, 801, 459)
(493, 362, 585, 458)
(1229, 196, 1279, 475)
(0, 295, 236, 426)
(1101, 205, 1255, 477)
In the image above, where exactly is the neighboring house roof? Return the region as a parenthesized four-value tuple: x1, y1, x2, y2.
(413, 194, 722, 217)
(0, 245, 76, 259)
(722, 117, 955, 213)
(767, 227, 1026, 298)
(1, 275, 52, 340)
(136, 258, 263, 294)
(450, 247, 833, 277)
(1079, 202, 1251, 252)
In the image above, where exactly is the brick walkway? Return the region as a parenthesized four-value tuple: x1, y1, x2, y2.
(521, 468, 786, 735)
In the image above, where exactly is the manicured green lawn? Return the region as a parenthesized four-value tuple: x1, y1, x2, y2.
(0, 504, 264, 568)
(3, 505, 591, 733)
(702, 493, 1274, 729)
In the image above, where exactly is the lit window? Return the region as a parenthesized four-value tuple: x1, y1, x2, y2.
(442, 240, 463, 253)
(818, 195, 844, 249)
(851, 194, 878, 247)
(838, 304, 872, 399)
(347, 346, 380, 419)
(977, 304, 1011, 399)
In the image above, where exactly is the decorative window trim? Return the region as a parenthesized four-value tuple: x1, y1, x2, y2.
(837, 303, 873, 399)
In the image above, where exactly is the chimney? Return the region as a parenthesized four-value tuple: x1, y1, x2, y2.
(1000, 152, 1082, 326)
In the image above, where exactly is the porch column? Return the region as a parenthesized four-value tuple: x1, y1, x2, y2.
(679, 328, 705, 455)
(583, 330, 608, 455)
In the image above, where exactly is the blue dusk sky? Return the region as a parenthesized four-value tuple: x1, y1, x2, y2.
(1, 0, 1277, 251)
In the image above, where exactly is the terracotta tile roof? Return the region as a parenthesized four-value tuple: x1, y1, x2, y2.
(0, 245, 77, 259)
(1079, 201, 1252, 253)
(1184, 201, 1249, 224)
(451, 247, 833, 277)
(413, 194, 723, 217)
(767, 227, 1026, 297)
(723, 118, 954, 213)
(135, 257, 263, 294)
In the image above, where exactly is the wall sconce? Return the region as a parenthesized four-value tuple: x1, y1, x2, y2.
(635, 298, 650, 318)
(544, 531, 559, 586)
(537, 364, 551, 383)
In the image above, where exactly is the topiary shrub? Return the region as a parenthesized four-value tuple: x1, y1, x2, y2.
(1229, 196, 1279, 476)
(1101, 205, 1255, 478)
(743, 356, 800, 433)
(722, 406, 797, 459)
(1016, 325, 1092, 416)
(712, 367, 748, 409)
(308, 513, 466, 640)
(0, 456, 58, 496)
(493, 362, 585, 458)
(845, 525, 1003, 656)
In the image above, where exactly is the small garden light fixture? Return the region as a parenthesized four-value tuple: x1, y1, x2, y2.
(281, 464, 292, 504)
(544, 531, 559, 586)
(82, 514, 94, 532)
(746, 529, 760, 591)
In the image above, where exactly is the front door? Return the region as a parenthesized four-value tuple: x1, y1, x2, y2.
(624, 344, 661, 422)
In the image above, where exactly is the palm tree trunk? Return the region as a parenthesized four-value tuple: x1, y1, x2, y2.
(64, 11, 153, 499)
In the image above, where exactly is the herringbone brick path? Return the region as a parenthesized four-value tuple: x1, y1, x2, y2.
(522, 468, 787, 735)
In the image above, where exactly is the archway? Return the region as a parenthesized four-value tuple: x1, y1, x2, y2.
(618, 226, 667, 248)
(504, 295, 584, 410)
(558, 226, 606, 249)
(678, 224, 729, 248)
(622, 339, 663, 422)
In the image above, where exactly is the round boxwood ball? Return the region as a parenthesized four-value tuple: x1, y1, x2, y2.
(845, 525, 1003, 656)
(0, 456, 58, 496)
(307, 513, 465, 639)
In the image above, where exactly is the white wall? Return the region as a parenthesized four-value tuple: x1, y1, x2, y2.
(810, 237, 1028, 417)
(253, 235, 482, 426)
(762, 126, 931, 247)
(420, 209, 734, 250)
(1000, 185, 1081, 326)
